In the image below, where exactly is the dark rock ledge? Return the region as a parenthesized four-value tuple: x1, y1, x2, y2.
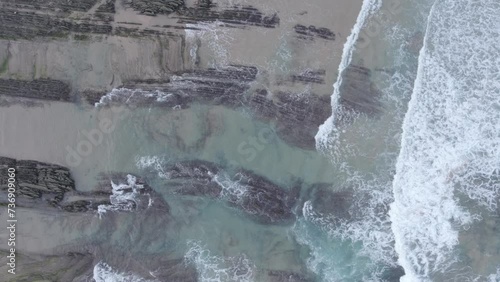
(0, 9, 112, 40)
(0, 79, 71, 102)
(338, 65, 383, 117)
(151, 159, 299, 224)
(288, 69, 326, 84)
(0, 157, 168, 214)
(92, 64, 381, 149)
(0, 0, 100, 13)
(294, 24, 335, 40)
(93, 65, 333, 150)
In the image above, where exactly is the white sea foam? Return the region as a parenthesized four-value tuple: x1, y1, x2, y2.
(93, 261, 157, 282)
(211, 172, 248, 204)
(97, 174, 151, 218)
(315, 0, 381, 150)
(185, 241, 254, 282)
(95, 88, 173, 107)
(488, 267, 500, 282)
(135, 156, 169, 179)
(389, 0, 500, 280)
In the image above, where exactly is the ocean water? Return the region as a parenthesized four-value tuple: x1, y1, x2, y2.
(2, 0, 499, 281)
(307, 0, 500, 280)
(389, 0, 500, 280)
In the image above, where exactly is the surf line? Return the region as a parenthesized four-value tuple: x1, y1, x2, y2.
(315, 0, 382, 150)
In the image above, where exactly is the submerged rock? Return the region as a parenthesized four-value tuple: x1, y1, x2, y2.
(306, 184, 353, 221)
(162, 160, 223, 197)
(0, 9, 112, 39)
(338, 65, 383, 117)
(221, 169, 299, 224)
(294, 24, 335, 40)
(157, 160, 299, 223)
(289, 69, 326, 84)
(381, 266, 405, 282)
(97, 65, 331, 150)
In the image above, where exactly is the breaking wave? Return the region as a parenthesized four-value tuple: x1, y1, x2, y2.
(389, 0, 500, 280)
(95, 88, 174, 108)
(93, 261, 157, 282)
(97, 174, 153, 218)
(185, 241, 254, 282)
(315, 0, 381, 149)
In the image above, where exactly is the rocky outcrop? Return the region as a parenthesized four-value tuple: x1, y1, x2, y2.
(0, 79, 71, 101)
(265, 91, 331, 149)
(294, 24, 335, 40)
(153, 160, 299, 223)
(0, 157, 168, 215)
(1, 0, 99, 13)
(381, 266, 405, 282)
(305, 184, 353, 221)
(289, 69, 326, 84)
(0, 9, 112, 39)
(0, 157, 75, 208)
(97, 65, 331, 149)
(177, 5, 280, 28)
(127, 0, 185, 15)
(339, 65, 382, 116)
(94, 173, 170, 216)
(159, 160, 223, 197)
(98, 65, 257, 108)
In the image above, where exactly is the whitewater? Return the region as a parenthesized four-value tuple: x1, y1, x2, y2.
(390, 0, 500, 281)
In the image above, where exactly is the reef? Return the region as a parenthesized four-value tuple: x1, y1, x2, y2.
(154, 160, 299, 224)
(0, 79, 71, 101)
(97, 65, 332, 149)
(0, 157, 168, 214)
(294, 24, 335, 40)
(338, 65, 383, 117)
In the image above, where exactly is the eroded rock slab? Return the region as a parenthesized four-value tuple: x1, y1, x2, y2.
(294, 24, 335, 40)
(0, 157, 75, 208)
(0, 157, 168, 215)
(0, 9, 112, 39)
(177, 5, 280, 28)
(154, 160, 299, 224)
(305, 184, 353, 221)
(289, 69, 326, 84)
(96, 65, 332, 149)
(0, 79, 71, 101)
